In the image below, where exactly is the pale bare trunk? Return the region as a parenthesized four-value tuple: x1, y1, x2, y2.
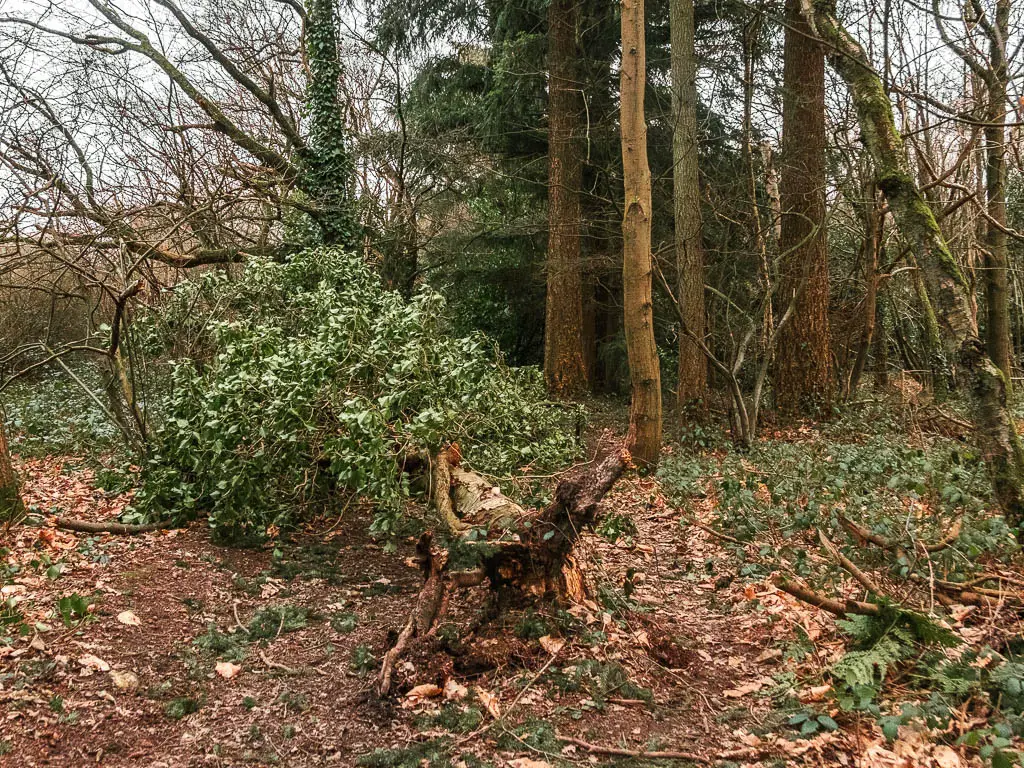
(620, 0, 662, 466)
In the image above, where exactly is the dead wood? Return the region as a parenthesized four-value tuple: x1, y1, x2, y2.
(52, 517, 173, 535)
(839, 513, 961, 554)
(773, 574, 881, 616)
(556, 733, 760, 763)
(377, 440, 630, 696)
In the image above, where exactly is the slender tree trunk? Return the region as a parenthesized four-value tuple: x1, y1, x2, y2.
(773, 0, 834, 415)
(874, 287, 890, 387)
(847, 180, 882, 398)
(544, 0, 589, 398)
(671, 0, 707, 409)
(620, 0, 662, 466)
(984, 0, 1013, 388)
(0, 416, 24, 522)
(741, 17, 774, 346)
(807, 7, 1024, 530)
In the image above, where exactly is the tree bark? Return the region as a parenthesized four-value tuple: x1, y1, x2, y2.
(378, 442, 629, 695)
(846, 179, 882, 398)
(671, 0, 707, 408)
(544, 0, 589, 398)
(774, 0, 834, 414)
(807, 6, 1024, 530)
(0, 416, 24, 522)
(983, 0, 1013, 388)
(620, 0, 662, 466)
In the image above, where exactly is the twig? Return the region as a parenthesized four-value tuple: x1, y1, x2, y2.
(258, 649, 325, 676)
(681, 516, 742, 544)
(232, 602, 249, 635)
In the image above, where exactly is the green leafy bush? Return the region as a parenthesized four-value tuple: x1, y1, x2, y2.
(132, 248, 582, 537)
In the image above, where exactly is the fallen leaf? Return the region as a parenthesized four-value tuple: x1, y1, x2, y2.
(509, 760, 551, 768)
(406, 683, 443, 699)
(756, 648, 782, 663)
(29, 635, 46, 652)
(215, 662, 242, 679)
(723, 679, 764, 698)
(477, 688, 501, 718)
(117, 611, 141, 626)
(78, 654, 110, 672)
(798, 684, 832, 703)
(539, 635, 565, 655)
(932, 746, 962, 768)
(443, 679, 468, 700)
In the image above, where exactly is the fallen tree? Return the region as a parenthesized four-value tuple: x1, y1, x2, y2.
(378, 437, 630, 695)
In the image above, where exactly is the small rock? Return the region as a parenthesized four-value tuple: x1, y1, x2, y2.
(110, 670, 140, 691)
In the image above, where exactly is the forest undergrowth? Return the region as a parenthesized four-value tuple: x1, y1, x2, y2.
(2, 368, 1024, 767)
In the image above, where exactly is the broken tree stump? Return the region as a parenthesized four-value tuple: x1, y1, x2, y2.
(377, 439, 630, 695)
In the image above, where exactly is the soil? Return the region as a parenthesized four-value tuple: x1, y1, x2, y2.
(0, 452, 963, 767)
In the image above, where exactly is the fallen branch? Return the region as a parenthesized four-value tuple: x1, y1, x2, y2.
(838, 513, 960, 554)
(52, 517, 174, 535)
(817, 528, 884, 597)
(772, 575, 880, 616)
(556, 733, 759, 763)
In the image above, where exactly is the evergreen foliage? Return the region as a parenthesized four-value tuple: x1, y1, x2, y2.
(132, 248, 582, 538)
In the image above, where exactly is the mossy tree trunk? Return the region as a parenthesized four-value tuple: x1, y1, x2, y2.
(670, 0, 707, 410)
(0, 417, 24, 522)
(544, 0, 589, 398)
(806, 5, 1024, 530)
(773, 0, 834, 415)
(931, 0, 1013, 388)
(620, 0, 663, 466)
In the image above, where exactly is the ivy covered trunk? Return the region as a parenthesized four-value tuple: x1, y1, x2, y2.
(773, 0, 833, 414)
(301, 0, 358, 248)
(620, 0, 662, 466)
(670, 0, 707, 409)
(0, 417, 24, 522)
(807, 6, 1024, 530)
(544, 0, 589, 398)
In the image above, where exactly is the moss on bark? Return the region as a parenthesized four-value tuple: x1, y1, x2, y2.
(808, 4, 1024, 531)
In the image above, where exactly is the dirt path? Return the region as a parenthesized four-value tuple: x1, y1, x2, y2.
(0, 457, 882, 767)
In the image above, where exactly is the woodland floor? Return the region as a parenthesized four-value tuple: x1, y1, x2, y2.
(0, 437, 999, 768)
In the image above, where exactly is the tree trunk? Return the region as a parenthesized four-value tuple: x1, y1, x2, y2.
(773, 0, 834, 415)
(670, 0, 707, 409)
(983, 0, 1013, 388)
(0, 417, 24, 522)
(379, 442, 629, 695)
(620, 0, 662, 466)
(544, 0, 589, 398)
(846, 180, 882, 398)
(874, 287, 890, 387)
(807, 7, 1024, 530)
